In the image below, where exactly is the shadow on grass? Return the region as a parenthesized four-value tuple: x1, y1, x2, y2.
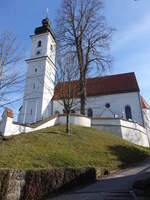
(108, 145, 150, 169)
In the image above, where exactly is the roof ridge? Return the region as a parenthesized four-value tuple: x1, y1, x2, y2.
(87, 72, 135, 80)
(56, 72, 136, 84)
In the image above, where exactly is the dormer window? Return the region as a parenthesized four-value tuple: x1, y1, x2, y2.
(37, 41, 41, 47)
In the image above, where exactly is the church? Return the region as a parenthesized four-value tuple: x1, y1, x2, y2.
(0, 16, 150, 147)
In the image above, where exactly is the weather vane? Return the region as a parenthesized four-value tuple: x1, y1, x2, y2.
(46, 8, 48, 18)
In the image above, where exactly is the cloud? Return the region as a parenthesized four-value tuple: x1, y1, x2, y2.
(111, 13, 150, 52)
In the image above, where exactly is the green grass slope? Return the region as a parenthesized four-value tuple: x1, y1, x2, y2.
(0, 125, 149, 170)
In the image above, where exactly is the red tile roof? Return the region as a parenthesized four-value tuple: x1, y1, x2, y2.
(140, 96, 150, 109)
(53, 72, 140, 100)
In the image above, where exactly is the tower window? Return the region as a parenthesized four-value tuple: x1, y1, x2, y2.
(125, 105, 132, 120)
(37, 41, 41, 47)
(35, 68, 37, 72)
(36, 51, 40, 55)
(30, 109, 32, 115)
(33, 83, 35, 89)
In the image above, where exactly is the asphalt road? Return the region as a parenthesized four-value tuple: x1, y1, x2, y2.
(49, 159, 150, 200)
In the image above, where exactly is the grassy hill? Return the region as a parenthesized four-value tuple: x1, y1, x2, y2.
(0, 125, 149, 170)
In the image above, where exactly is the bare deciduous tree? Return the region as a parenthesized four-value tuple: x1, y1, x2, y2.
(55, 0, 114, 115)
(56, 55, 80, 134)
(0, 31, 24, 109)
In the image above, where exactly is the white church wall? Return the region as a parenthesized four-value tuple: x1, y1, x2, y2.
(53, 99, 81, 115)
(42, 59, 56, 118)
(53, 100, 65, 114)
(30, 33, 54, 58)
(18, 99, 43, 124)
(19, 59, 47, 124)
(47, 34, 56, 63)
(25, 59, 46, 99)
(53, 92, 144, 126)
(86, 92, 143, 125)
(19, 28, 56, 124)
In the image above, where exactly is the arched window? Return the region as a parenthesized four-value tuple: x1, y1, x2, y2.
(37, 41, 41, 47)
(87, 108, 93, 117)
(125, 105, 132, 120)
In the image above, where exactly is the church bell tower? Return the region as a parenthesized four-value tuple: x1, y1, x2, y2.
(18, 15, 56, 124)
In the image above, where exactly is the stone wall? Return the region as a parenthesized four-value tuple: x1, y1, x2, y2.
(0, 168, 97, 200)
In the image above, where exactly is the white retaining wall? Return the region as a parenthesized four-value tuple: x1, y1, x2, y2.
(0, 110, 149, 147)
(143, 109, 150, 141)
(0, 114, 91, 137)
(92, 118, 149, 147)
(58, 115, 91, 127)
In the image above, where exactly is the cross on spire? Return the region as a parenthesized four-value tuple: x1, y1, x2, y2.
(46, 8, 48, 18)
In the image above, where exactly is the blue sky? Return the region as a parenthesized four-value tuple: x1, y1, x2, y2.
(104, 0, 150, 103)
(0, 0, 150, 117)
